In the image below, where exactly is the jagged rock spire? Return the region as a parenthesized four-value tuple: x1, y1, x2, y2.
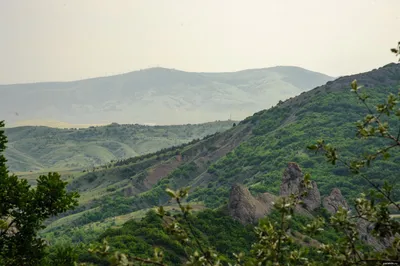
(228, 184, 257, 224)
(280, 162, 321, 211)
(322, 188, 349, 214)
(228, 183, 276, 225)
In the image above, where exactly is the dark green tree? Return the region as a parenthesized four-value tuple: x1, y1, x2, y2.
(0, 120, 79, 265)
(43, 242, 82, 266)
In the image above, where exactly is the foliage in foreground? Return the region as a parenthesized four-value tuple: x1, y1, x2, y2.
(0, 120, 80, 265)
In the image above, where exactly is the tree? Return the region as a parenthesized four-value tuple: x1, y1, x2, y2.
(0, 120, 79, 265)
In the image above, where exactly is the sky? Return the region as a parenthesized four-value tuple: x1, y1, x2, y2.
(0, 0, 399, 84)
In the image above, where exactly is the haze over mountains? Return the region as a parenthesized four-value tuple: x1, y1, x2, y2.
(1, 66, 333, 127)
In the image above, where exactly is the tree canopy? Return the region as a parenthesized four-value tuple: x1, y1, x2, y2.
(0, 120, 79, 265)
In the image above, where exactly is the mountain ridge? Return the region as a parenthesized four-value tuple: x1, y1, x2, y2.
(0, 65, 332, 86)
(0, 66, 333, 127)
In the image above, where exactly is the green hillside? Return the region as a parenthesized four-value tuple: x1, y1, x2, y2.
(41, 63, 400, 248)
(4, 121, 235, 173)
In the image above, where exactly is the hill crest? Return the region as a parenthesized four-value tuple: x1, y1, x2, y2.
(0, 66, 333, 127)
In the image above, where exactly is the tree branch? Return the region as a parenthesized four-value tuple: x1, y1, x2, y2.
(336, 156, 400, 211)
(176, 198, 214, 266)
(0, 219, 16, 238)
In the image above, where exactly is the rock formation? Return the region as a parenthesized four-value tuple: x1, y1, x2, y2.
(357, 219, 396, 250)
(322, 188, 349, 214)
(228, 184, 256, 224)
(301, 181, 321, 211)
(280, 162, 304, 196)
(229, 163, 323, 224)
(228, 183, 276, 225)
(322, 188, 394, 250)
(280, 162, 321, 211)
(227, 162, 395, 250)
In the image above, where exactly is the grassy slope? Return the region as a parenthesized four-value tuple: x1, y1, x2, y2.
(4, 120, 235, 173)
(43, 63, 400, 244)
(42, 123, 252, 235)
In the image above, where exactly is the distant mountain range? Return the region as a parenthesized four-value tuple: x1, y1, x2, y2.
(0, 66, 333, 127)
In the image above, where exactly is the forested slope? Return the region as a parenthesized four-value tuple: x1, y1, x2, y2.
(4, 121, 234, 172)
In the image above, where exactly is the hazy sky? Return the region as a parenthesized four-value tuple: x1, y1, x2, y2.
(0, 0, 399, 84)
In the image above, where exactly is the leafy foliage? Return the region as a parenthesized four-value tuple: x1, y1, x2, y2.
(75, 207, 256, 265)
(0, 120, 79, 265)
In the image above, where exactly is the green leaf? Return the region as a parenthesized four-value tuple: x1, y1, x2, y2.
(307, 144, 318, 151)
(351, 79, 358, 91)
(383, 152, 390, 160)
(0, 219, 8, 230)
(165, 188, 176, 198)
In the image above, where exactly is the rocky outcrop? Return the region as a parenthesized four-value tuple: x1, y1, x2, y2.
(227, 163, 395, 250)
(229, 163, 323, 225)
(280, 162, 321, 211)
(322, 188, 393, 250)
(301, 181, 321, 211)
(228, 183, 276, 225)
(280, 162, 303, 196)
(322, 188, 349, 214)
(255, 192, 277, 219)
(228, 184, 256, 224)
(357, 219, 396, 250)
